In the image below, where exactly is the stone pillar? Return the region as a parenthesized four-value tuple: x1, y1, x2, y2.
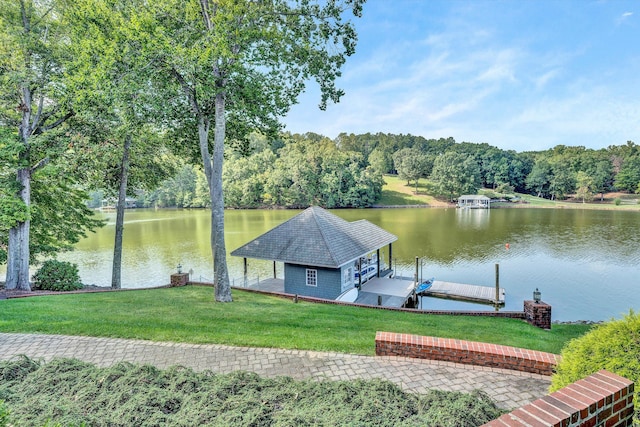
(170, 273, 189, 287)
(524, 300, 551, 329)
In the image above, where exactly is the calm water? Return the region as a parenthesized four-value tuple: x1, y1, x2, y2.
(2, 207, 639, 321)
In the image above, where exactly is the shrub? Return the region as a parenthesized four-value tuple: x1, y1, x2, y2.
(551, 311, 640, 422)
(614, 197, 622, 206)
(32, 260, 83, 292)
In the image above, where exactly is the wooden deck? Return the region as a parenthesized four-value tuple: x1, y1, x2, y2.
(422, 280, 505, 305)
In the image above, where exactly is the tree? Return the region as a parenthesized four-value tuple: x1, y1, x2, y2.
(0, 0, 92, 290)
(575, 171, 594, 203)
(525, 160, 552, 198)
(615, 156, 640, 193)
(62, 0, 172, 289)
(591, 160, 614, 201)
(393, 147, 431, 189)
(396, 150, 428, 193)
(145, 0, 364, 302)
(548, 164, 575, 201)
(429, 152, 482, 202)
(367, 147, 391, 174)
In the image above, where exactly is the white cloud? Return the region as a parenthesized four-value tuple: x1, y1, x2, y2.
(283, 1, 640, 151)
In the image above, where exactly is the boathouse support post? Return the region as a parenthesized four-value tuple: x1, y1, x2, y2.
(273, 261, 276, 279)
(388, 244, 392, 272)
(376, 249, 381, 277)
(243, 257, 248, 286)
(414, 256, 419, 284)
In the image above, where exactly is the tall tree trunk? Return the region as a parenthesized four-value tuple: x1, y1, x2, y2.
(7, 83, 35, 291)
(196, 109, 231, 302)
(212, 92, 231, 302)
(6, 168, 32, 291)
(111, 134, 132, 289)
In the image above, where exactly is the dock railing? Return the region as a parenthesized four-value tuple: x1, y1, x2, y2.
(196, 275, 262, 288)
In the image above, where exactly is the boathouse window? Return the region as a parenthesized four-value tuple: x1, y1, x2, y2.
(306, 269, 317, 287)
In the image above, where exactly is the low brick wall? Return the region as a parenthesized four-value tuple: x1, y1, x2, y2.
(483, 370, 634, 426)
(375, 332, 559, 376)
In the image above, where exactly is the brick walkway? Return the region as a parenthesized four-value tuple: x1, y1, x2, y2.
(0, 333, 551, 410)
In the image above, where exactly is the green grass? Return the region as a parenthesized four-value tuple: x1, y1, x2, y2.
(0, 286, 589, 355)
(378, 175, 449, 206)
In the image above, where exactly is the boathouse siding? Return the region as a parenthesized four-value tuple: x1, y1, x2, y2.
(284, 264, 343, 299)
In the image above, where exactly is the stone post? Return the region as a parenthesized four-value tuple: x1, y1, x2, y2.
(170, 273, 189, 287)
(524, 300, 551, 329)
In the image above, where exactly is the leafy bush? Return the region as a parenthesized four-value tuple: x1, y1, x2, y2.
(614, 197, 622, 206)
(551, 311, 640, 422)
(32, 260, 83, 292)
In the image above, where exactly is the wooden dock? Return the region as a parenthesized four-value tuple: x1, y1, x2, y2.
(422, 280, 505, 305)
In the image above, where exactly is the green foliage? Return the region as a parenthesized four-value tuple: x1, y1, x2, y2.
(0, 358, 503, 426)
(430, 152, 482, 201)
(575, 171, 595, 203)
(393, 148, 430, 192)
(222, 137, 383, 209)
(32, 260, 83, 291)
(551, 311, 640, 419)
(614, 197, 622, 206)
(615, 156, 640, 193)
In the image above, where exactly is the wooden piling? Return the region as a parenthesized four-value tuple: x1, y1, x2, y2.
(495, 263, 500, 304)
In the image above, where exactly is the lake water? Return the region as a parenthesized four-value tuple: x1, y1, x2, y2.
(2, 207, 639, 321)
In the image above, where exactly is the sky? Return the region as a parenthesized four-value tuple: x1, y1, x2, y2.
(282, 0, 640, 152)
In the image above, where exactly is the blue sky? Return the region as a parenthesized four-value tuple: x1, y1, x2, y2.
(283, 0, 640, 152)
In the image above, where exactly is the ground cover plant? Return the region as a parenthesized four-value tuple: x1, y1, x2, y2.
(0, 356, 504, 427)
(0, 286, 590, 355)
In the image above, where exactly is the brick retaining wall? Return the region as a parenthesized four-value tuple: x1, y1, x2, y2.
(483, 370, 634, 426)
(375, 332, 559, 376)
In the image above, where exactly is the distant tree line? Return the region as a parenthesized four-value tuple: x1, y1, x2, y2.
(337, 133, 640, 201)
(135, 133, 639, 209)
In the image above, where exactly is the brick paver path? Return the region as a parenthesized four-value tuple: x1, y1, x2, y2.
(0, 333, 551, 410)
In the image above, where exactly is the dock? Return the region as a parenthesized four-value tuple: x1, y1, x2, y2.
(355, 277, 415, 308)
(421, 280, 505, 306)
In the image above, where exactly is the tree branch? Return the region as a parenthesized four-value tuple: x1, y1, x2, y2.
(170, 66, 200, 116)
(30, 157, 50, 173)
(34, 110, 75, 135)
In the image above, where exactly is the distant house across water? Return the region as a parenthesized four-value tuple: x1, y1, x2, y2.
(457, 195, 491, 209)
(231, 206, 397, 300)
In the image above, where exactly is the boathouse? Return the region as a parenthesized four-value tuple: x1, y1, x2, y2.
(231, 206, 397, 300)
(457, 194, 491, 209)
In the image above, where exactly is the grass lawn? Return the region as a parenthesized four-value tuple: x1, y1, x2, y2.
(378, 175, 450, 207)
(0, 286, 589, 355)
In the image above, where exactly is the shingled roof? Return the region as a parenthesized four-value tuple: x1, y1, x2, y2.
(230, 206, 397, 269)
